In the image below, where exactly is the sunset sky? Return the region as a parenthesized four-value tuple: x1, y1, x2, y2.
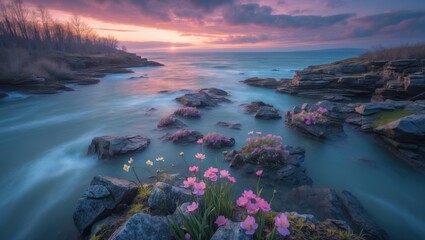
(24, 0, 425, 52)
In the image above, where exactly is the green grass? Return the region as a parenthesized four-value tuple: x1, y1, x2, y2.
(372, 110, 415, 128)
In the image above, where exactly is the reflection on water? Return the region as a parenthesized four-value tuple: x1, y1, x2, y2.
(0, 51, 424, 239)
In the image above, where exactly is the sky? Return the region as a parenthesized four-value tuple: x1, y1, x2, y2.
(22, 0, 425, 52)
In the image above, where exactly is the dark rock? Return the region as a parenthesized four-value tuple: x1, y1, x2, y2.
(241, 77, 282, 88)
(66, 78, 100, 85)
(110, 213, 171, 240)
(337, 64, 368, 74)
(210, 220, 250, 240)
(286, 117, 345, 139)
(176, 90, 230, 108)
(89, 216, 119, 239)
(224, 150, 247, 168)
(255, 106, 282, 119)
(242, 101, 273, 114)
(216, 121, 242, 129)
(73, 176, 139, 235)
(274, 165, 313, 187)
(204, 137, 236, 149)
(286, 185, 388, 240)
(161, 129, 203, 144)
(148, 182, 192, 213)
(143, 107, 157, 112)
(321, 94, 352, 102)
(355, 102, 395, 115)
(88, 135, 150, 159)
(157, 116, 187, 129)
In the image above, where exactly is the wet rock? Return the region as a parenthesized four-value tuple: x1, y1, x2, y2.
(204, 133, 236, 149)
(88, 135, 150, 159)
(157, 116, 187, 129)
(286, 185, 388, 240)
(322, 94, 352, 102)
(286, 116, 345, 139)
(224, 150, 247, 168)
(216, 121, 242, 130)
(241, 77, 282, 88)
(73, 176, 139, 235)
(89, 216, 119, 239)
(374, 114, 425, 142)
(274, 165, 313, 187)
(242, 101, 273, 114)
(176, 89, 230, 107)
(110, 213, 171, 240)
(148, 182, 192, 213)
(255, 106, 282, 119)
(210, 220, 250, 240)
(160, 129, 203, 144)
(355, 102, 395, 115)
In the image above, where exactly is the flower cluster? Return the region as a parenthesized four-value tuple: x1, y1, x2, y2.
(168, 129, 193, 142)
(242, 132, 285, 167)
(203, 132, 234, 149)
(290, 107, 328, 126)
(157, 116, 178, 128)
(174, 107, 202, 118)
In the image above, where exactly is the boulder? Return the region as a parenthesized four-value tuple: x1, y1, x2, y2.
(176, 89, 230, 108)
(204, 136, 236, 149)
(210, 220, 250, 240)
(73, 176, 139, 235)
(255, 106, 282, 119)
(216, 121, 242, 130)
(110, 213, 171, 240)
(148, 182, 192, 213)
(224, 150, 247, 168)
(286, 185, 388, 240)
(157, 116, 187, 129)
(374, 114, 425, 142)
(355, 102, 395, 115)
(241, 101, 273, 114)
(88, 135, 150, 159)
(241, 77, 282, 88)
(161, 129, 203, 144)
(274, 165, 313, 187)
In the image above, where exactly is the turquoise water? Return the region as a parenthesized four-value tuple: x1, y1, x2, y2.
(0, 50, 424, 239)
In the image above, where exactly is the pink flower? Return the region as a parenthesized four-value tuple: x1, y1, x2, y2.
(275, 213, 290, 236)
(242, 190, 256, 199)
(187, 202, 199, 212)
(255, 170, 263, 176)
(185, 233, 190, 240)
(236, 196, 249, 207)
(193, 181, 206, 196)
(219, 170, 230, 178)
(256, 197, 271, 212)
(195, 153, 205, 160)
(248, 131, 254, 135)
(256, 131, 262, 135)
(197, 138, 204, 144)
(203, 167, 218, 182)
(240, 216, 258, 235)
(183, 177, 196, 188)
(246, 201, 259, 214)
(214, 215, 228, 227)
(227, 176, 236, 184)
(189, 166, 199, 173)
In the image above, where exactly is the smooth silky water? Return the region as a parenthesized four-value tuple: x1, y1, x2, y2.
(0, 51, 424, 239)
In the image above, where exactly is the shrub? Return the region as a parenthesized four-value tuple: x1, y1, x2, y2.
(290, 107, 328, 126)
(169, 129, 192, 141)
(360, 43, 425, 60)
(241, 133, 285, 168)
(174, 107, 202, 118)
(203, 132, 234, 148)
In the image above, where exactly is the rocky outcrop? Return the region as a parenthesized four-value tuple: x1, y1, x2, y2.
(157, 116, 187, 130)
(216, 121, 242, 130)
(73, 176, 139, 235)
(88, 135, 150, 159)
(241, 77, 286, 89)
(148, 182, 192, 213)
(286, 185, 388, 240)
(241, 101, 281, 119)
(160, 129, 203, 144)
(176, 88, 231, 108)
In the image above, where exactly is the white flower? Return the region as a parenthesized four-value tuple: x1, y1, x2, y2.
(123, 164, 130, 172)
(146, 160, 153, 166)
(156, 156, 165, 162)
(128, 158, 134, 164)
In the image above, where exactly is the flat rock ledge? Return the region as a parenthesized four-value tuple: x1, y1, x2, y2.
(241, 101, 282, 120)
(88, 135, 150, 159)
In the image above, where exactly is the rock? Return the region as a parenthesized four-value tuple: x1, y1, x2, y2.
(67, 78, 100, 85)
(255, 106, 282, 119)
(210, 220, 250, 240)
(274, 165, 313, 187)
(404, 73, 425, 96)
(161, 129, 203, 144)
(375, 114, 425, 142)
(148, 182, 192, 213)
(73, 176, 139, 235)
(322, 94, 352, 102)
(216, 121, 241, 129)
(286, 185, 388, 240)
(144, 107, 157, 112)
(242, 101, 273, 114)
(176, 91, 230, 108)
(241, 77, 282, 88)
(287, 117, 345, 139)
(88, 135, 150, 159)
(355, 102, 395, 115)
(157, 116, 187, 129)
(337, 64, 368, 74)
(89, 216, 118, 239)
(198, 88, 229, 96)
(224, 150, 247, 168)
(110, 213, 171, 240)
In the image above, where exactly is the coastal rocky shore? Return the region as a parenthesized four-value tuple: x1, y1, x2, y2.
(0, 50, 163, 95)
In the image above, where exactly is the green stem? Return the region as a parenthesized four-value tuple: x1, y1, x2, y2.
(131, 166, 142, 186)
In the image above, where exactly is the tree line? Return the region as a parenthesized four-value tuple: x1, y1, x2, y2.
(0, 0, 119, 54)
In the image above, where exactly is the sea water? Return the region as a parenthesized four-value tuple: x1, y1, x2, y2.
(0, 50, 424, 239)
